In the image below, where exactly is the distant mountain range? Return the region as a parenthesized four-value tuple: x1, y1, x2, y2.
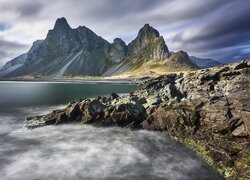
(189, 56, 221, 68)
(0, 17, 220, 79)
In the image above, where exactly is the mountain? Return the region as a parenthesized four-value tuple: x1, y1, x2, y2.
(0, 53, 27, 77)
(0, 18, 197, 79)
(190, 56, 221, 68)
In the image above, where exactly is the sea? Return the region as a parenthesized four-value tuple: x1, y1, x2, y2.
(0, 81, 222, 180)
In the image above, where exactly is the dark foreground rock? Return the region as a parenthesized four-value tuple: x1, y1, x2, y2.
(25, 95, 146, 129)
(25, 60, 250, 179)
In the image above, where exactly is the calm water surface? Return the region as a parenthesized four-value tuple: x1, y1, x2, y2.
(0, 81, 223, 180)
(0, 81, 135, 109)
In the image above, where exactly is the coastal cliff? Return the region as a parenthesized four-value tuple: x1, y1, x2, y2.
(25, 60, 250, 179)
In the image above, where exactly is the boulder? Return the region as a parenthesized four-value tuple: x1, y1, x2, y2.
(109, 92, 120, 101)
(66, 103, 80, 119)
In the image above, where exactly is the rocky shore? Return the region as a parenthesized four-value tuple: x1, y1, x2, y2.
(25, 60, 250, 179)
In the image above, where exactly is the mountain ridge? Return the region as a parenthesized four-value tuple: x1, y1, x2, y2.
(190, 56, 221, 68)
(0, 17, 198, 79)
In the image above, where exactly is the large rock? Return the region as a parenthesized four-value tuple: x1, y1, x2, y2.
(25, 94, 145, 129)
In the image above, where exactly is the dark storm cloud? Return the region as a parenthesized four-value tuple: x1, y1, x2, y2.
(78, 0, 232, 34)
(0, 39, 28, 65)
(18, 2, 44, 17)
(71, 0, 234, 49)
(82, 0, 166, 19)
(80, 0, 230, 24)
(198, 45, 250, 63)
(0, 0, 44, 17)
(174, 31, 250, 52)
(0, 39, 27, 49)
(147, 0, 231, 25)
(174, 2, 250, 45)
(172, 1, 250, 62)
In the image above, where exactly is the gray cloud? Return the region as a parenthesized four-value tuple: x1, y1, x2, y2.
(194, 2, 250, 41)
(0, 39, 27, 49)
(81, 0, 165, 19)
(171, 1, 250, 62)
(0, 39, 28, 65)
(0, 0, 249, 65)
(18, 2, 44, 17)
(0, 50, 8, 58)
(0, 0, 44, 17)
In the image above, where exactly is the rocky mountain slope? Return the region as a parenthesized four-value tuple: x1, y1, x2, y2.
(25, 60, 250, 179)
(190, 56, 221, 68)
(0, 18, 197, 79)
(0, 53, 27, 77)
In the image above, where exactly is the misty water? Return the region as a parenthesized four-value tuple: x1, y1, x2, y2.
(0, 81, 223, 180)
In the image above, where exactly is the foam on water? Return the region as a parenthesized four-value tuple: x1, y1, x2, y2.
(0, 106, 223, 180)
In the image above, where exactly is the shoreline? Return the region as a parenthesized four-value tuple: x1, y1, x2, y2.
(0, 68, 191, 84)
(0, 78, 136, 85)
(24, 60, 250, 179)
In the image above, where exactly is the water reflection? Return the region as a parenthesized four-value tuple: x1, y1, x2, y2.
(0, 81, 136, 110)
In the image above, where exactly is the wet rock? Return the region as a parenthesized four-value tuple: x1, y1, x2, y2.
(24, 115, 46, 129)
(110, 92, 120, 100)
(25, 93, 145, 129)
(80, 100, 105, 124)
(66, 103, 80, 119)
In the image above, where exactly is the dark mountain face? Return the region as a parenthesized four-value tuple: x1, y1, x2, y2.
(1, 18, 113, 78)
(127, 24, 160, 55)
(127, 24, 170, 61)
(0, 18, 196, 78)
(0, 53, 27, 77)
(189, 56, 221, 68)
(108, 38, 127, 62)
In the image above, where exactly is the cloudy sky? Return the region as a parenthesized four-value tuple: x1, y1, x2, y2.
(0, 0, 250, 65)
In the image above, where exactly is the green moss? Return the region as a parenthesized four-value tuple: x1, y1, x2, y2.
(235, 150, 250, 180)
(179, 138, 215, 166)
(177, 138, 236, 179)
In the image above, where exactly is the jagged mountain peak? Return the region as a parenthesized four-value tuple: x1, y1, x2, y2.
(127, 23, 169, 59)
(143, 23, 150, 28)
(139, 23, 160, 38)
(108, 38, 127, 63)
(76, 25, 102, 40)
(0, 20, 198, 79)
(113, 38, 126, 46)
(53, 17, 71, 31)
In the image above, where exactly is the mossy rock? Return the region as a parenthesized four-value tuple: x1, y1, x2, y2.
(177, 137, 250, 179)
